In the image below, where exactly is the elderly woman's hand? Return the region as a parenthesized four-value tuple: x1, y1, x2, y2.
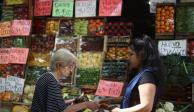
(85, 101, 99, 111)
(112, 107, 122, 112)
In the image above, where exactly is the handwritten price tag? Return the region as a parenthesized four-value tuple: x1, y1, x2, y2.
(9, 48, 29, 64)
(52, 0, 74, 17)
(158, 40, 187, 56)
(6, 76, 16, 92)
(5, 76, 25, 95)
(0, 21, 11, 37)
(95, 80, 124, 97)
(15, 77, 25, 95)
(99, 0, 122, 16)
(34, 0, 52, 16)
(75, 0, 96, 17)
(0, 78, 5, 93)
(0, 48, 10, 64)
(11, 20, 32, 36)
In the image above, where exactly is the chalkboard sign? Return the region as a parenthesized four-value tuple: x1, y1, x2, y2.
(75, 0, 96, 17)
(158, 40, 187, 56)
(52, 0, 74, 17)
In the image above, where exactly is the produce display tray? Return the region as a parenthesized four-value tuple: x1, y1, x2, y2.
(76, 68, 100, 86)
(175, 33, 194, 39)
(155, 35, 174, 40)
(101, 60, 128, 81)
(175, 3, 194, 34)
(155, 32, 174, 36)
(81, 36, 104, 52)
(155, 3, 175, 34)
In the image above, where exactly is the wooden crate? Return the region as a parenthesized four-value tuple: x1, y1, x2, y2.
(175, 3, 194, 38)
(180, 0, 194, 3)
(155, 3, 175, 36)
(155, 33, 174, 40)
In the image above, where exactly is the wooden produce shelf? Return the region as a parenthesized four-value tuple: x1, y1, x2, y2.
(176, 32, 194, 39)
(155, 33, 174, 40)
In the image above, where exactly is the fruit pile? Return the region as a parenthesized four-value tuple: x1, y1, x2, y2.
(88, 19, 104, 36)
(76, 68, 100, 85)
(59, 19, 74, 36)
(188, 41, 194, 56)
(28, 53, 50, 67)
(1, 37, 12, 48)
(74, 19, 88, 36)
(25, 66, 47, 84)
(46, 20, 59, 35)
(11, 64, 25, 78)
(106, 47, 129, 60)
(0, 91, 23, 102)
(14, 6, 29, 19)
(0, 37, 26, 48)
(2, 6, 13, 21)
(176, 6, 194, 33)
(12, 105, 29, 112)
(105, 22, 132, 36)
(31, 34, 55, 53)
(156, 5, 174, 33)
(22, 84, 35, 104)
(101, 61, 128, 80)
(33, 19, 46, 34)
(12, 37, 26, 48)
(61, 86, 80, 99)
(81, 37, 104, 52)
(78, 52, 102, 68)
(55, 37, 78, 54)
(0, 64, 11, 78)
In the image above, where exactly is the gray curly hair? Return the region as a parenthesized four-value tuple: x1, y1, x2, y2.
(49, 48, 77, 71)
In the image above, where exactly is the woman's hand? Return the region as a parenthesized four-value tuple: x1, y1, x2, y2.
(85, 101, 99, 110)
(112, 107, 122, 112)
(65, 99, 74, 104)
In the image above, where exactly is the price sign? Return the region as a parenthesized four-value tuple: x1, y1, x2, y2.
(15, 77, 25, 95)
(34, 0, 52, 16)
(5, 76, 25, 94)
(52, 0, 74, 17)
(0, 48, 10, 64)
(75, 0, 96, 17)
(99, 0, 122, 16)
(158, 40, 187, 56)
(95, 80, 124, 97)
(0, 21, 11, 37)
(11, 20, 32, 36)
(6, 76, 16, 92)
(9, 48, 29, 64)
(0, 78, 5, 93)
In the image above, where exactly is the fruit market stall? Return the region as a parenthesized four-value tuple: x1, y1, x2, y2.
(1, 0, 193, 111)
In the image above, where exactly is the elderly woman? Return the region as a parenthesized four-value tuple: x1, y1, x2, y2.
(31, 49, 98, 112)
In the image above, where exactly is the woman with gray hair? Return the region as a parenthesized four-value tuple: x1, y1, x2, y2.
(31, 48, 98, 112)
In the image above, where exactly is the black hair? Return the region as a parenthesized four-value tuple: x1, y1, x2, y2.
(128, 35, 165, 86)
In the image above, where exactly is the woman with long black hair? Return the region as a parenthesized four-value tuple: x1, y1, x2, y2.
(112, 35, 163, 112)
